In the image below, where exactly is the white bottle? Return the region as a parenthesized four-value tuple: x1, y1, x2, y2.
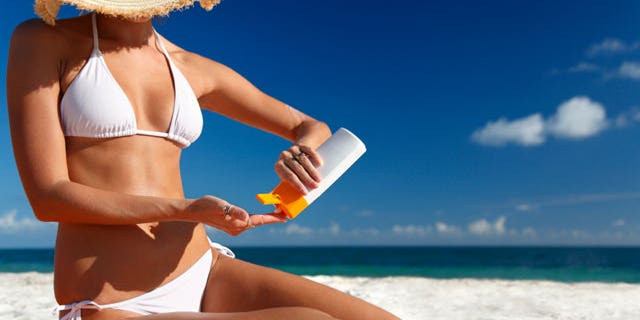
(256, 128, 367, 219)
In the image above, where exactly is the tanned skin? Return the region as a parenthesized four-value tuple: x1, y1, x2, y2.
(7, 13, 399, 320)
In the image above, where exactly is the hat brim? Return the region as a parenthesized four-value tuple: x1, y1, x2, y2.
(35, 0, 220, 25)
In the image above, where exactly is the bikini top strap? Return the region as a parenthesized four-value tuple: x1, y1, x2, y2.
(91, 13, 99, 52)
(153, 29, 171, 58)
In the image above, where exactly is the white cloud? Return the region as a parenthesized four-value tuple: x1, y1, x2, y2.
(612, 219, 625, 227)
(615, 114, 630, 128)
(327, 223, 340, 235)
(506, 191, 640, 211)
(468, 219, 491, 235)
(392, 225, 430, 237)
(546, 96, 608, 139)
(356, 210, 374, 217)
(471, 114, 545, 147)
(495, 217, 506, 234)
(284, 223, 313, 235)
(562, 60, 640, 81)
(349, 228, 380, 237)
(587, 38, 639, 56)
(617, 108, 640, 128)
(613, 113, 635, 128)
(515, 203, 534, 212)
(270, 223, 339, 236)
(570, 229, 591, 240)
(619, 62, 640, 80)
(521, 227, 537, 237)
(613, 108, 640, 128)
(568, 62, 601, 73)
(0, 210, 43, 234)
(435, 222, 460, 234)
(472, 96, 609, 147)
(468, 216, 506, 236)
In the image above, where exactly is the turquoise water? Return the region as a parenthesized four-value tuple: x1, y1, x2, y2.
(2, 247, 640, 283)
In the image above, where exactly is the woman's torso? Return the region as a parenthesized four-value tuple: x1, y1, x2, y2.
(50, 15, 211, 304)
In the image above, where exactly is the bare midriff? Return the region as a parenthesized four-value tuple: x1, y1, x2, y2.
(54, 135, 211, 305)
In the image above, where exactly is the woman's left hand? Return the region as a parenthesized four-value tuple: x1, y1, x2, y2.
(274, 144, 323, 195)
(187, 195, 287, 236)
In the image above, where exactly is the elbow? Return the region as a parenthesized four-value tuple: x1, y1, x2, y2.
(27, 181, 68, 223)
(30, 196, 58, 222)
(32, 209, 58, 223)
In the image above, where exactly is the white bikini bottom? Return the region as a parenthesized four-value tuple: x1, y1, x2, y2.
(56, 242, 234, 320)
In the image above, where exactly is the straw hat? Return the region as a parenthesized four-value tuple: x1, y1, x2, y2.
(34, 0, 221, 25)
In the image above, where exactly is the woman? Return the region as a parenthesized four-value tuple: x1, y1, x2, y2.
(6, 0, 399, 319)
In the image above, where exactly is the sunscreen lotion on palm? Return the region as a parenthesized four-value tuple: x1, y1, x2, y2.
(256, 128, 366, 219)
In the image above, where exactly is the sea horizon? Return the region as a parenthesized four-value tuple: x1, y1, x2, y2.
(3, 246, 640, 283)
(3, 244, 640, 249)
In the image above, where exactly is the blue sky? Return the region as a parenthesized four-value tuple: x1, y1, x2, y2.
(1, 0, 639, 247)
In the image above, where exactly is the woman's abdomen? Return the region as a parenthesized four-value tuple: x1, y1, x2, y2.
(53, 221, 210, 304)
(55, 136, 211, 304)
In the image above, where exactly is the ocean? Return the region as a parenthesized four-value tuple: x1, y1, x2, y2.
(2, 246, 640, 283)
(3, 247, 640, 319)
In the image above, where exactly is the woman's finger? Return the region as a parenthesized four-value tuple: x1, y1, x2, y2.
(297, 145, 323, 168)
(255, 213, 287, 225)
(275, 159, 308, 194)
(226, 205, 251, 232)
(244, 213, 286, 230)
(275, 144, 324, 194)
(222, 203, 233, 221)
(294, 152, 322, 183)
(284, 157, 318, 189)
(217, 207, 287, 235)
(229, 204, 249, 220)
(291, 145, 323, 186)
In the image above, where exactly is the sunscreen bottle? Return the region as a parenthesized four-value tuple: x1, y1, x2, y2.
(256, 128, 366, 219)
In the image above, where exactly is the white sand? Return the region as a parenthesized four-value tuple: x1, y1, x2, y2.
(2, 273, 640, 320)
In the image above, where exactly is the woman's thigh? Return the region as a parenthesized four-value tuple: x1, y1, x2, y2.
(78, 300, 335, 320)
(129, 308, 334, 320)
(201, 253, 399, 320)
(82, 308, 335, 320)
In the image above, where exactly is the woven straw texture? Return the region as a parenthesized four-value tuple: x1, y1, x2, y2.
(35, 0, 220, 25)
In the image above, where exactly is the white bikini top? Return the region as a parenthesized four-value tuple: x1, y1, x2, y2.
(60, 14, 203, 147)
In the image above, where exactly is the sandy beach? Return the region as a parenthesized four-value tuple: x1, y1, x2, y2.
(1, 273, 639, 320)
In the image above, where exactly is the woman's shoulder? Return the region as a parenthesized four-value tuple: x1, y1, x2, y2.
(157, 35, 198, 63)
(11, 18, 57, 44)
(159, 37, 223, 75)
(10, 16, 90, 55)
(158, 39, 231, 97)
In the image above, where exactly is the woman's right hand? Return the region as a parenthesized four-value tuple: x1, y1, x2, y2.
(274, 144, 323, 195)
(186, 195, 287, 236)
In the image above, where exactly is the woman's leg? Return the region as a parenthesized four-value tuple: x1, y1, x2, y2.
(200, 253, 399, 320)
(81, 249, 398, 320)
(82, 307, 336, 320)
(130, 308, 336, 320)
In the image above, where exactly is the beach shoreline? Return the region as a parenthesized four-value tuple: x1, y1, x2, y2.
(2, 272, 639, 320)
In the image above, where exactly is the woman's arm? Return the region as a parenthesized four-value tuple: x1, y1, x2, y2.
(6, 21, 254, 231)
(187, 53, 332, 193)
